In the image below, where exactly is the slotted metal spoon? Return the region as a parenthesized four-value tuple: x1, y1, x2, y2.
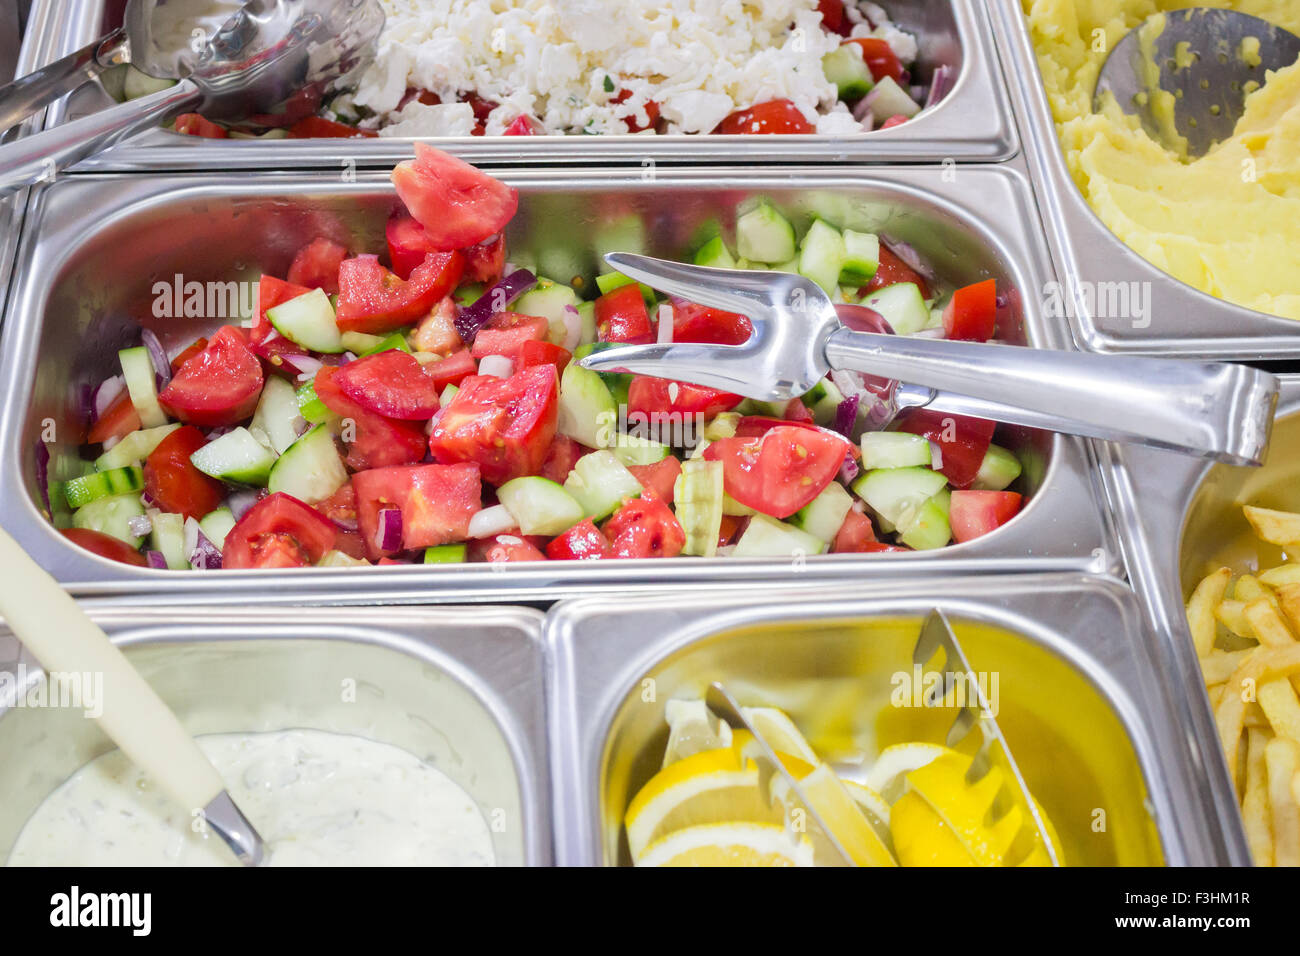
(578, 254, 1279, 466)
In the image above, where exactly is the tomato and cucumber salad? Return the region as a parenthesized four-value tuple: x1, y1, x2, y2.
(54, 148, 1024, 570)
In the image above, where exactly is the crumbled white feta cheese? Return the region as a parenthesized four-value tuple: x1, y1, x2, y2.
(378, 101, 478, 138)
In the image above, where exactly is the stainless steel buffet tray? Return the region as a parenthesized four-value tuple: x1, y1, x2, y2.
(0, 165, 1117, 602)
(25, 0, 1017, 167)
(545, 574, 1231, 866)
(1100, 374, 1300, 867)
(0, 603, 551, 865)
(989, 0, 1300, 359)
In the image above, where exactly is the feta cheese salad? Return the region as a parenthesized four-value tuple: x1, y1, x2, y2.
(153, 1, 952, 140)
(48, 147, 1024, 570)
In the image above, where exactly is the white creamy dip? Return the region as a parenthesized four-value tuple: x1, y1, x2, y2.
(7, 729, 495, 866)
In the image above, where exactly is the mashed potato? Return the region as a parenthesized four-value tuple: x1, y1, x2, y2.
(1022, 0, 1300, 321)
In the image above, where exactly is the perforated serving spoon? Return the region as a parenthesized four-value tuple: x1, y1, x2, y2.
(1095, 7, 1300, 158)
(578, 254, 1279, 466)
(0, 0, 384, 196)
(0, 527, 265, 865)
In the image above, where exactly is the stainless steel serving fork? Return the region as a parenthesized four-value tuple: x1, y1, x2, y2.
(579, 254, 1279, 467)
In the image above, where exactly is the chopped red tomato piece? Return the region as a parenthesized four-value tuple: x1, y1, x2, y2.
(842, 38, 905, 83)
(143, 425, 225, 521)
(286, 238, 347, 295)
(470, 534, 548, 562)
(627, 377, 743, 422)
(628, 456, 682, 504)
(159, 325, 264, 427)
(671, 300, 752, 345)
(950, 491, 1023, 543)
(546, 519, 611, 560)
(62, 528, 147, 566)
(174, 113, 227, 138)
(470, 312, 549, 363)
(353, 463, 482, 559)
(424, 349, 478, 391)
(893, 410, 996, 489)
(336, 251, 465, 334)
(391, 143, 520, 250)
(502, 115, 544, 136)
(428, 365, 559, 485)
(463, 234, 507, 284)
(860, 244, 931, 299)
(703, 425, 851, 518)
(286, 116, 378, 139)
(169, 337, 208, 374)
(386, 214, 436, 281)
(603, 493, 685, 558)
(817, 0, 845, 34)
(713, 99, 815, 135)
(595, 284, 654, 344)
(222, 493, 337, 569)
(334, 350, 441, 420)
(518, 340, 572, 375)
(411, 297, 464, 354)
(785, 399, 816, 424)
(942, 279, 998, 342)
(831, 509, 878, 553)
(313, 366, 428, 470)
(611, 88, 661, 132)
(87, 389, 141, 445)
(733, 416, 824, 440)
(252, 275, 312, 353)
(539, 435, 588, 484)
(880, 114, 911, 130)
(718, 514, 745, 548)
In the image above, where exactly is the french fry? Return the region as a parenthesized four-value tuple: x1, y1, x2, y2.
(1243, 600, 1297, 648)
(1208, 684, 1226, 710)
(1235, 575, 1280, 613)
(1276, 583, 1300, 635)
(1243, 728, 1273, 867)
(1265, 737, 1300, 867)
(1258, 679, 1300, 741)
(1217, 645, 1300, 783)
(1244, 505, 1300, 548)
(1201, 649, 1256, 686)
(1244, 703, 1271, 728)
(1214, 599, 1254, 640)
(1187, 568, 1232, 658)
(1261, 564, 1300, 589)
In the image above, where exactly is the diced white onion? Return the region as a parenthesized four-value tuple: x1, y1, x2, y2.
(657, 304, 675, 344)
(478, 355, 514, 379)
(468, 504, 517, 539)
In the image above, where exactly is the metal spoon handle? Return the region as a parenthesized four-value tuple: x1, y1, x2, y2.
(0, 78, 199, 196)
(825, 327, 1278, 465)
(0, 28, 129, 135)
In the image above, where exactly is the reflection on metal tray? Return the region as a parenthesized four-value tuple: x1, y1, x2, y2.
(0, 604, 550, 865)
(545, 574, 1224, 866)
(989, 0, 1300, 359)
(24, 0, 1016, 167)
(0, 165, 1117, 602)
(1100, 373, 1300, 867)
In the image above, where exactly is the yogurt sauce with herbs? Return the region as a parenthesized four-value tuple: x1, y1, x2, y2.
(7, 729, 495, 866)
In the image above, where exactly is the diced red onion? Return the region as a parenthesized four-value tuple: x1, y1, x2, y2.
(281, 354, 323, 378)
(293, 415, 312, 437)
(226, 489, 261, 520)
(102, 434, 121, 452)
(468, 504, 517, 539)
(141, 329, 171, 389)
(455, 268, 537, 342)
(376, 507, 403, 552)
(127, 514, 153, 538)
(911, 85, 927, 104)
(185, 517, 223, 569)
(925, 66, 955, 110)
(140, 490, 156, 507)
(561, 305, 582, 352)
(205, 426, 234, 440)
(93, 376, 126, 418)
(330, 514, 359, 533)
(838, 455, 860, 485)
(880, 236, 936, 283)
(342, 352, 358, 364)
(34, 442, 50, 513)
(477, 354, 514, 379)
(931, 442, 944, 471)
(657, 303, 675, 344)
(853, 89, 879, 125)
(833, 395, 861, 437)
(145, 550, 168, 570)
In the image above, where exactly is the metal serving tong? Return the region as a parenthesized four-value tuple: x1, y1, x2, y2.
(913, 610, 1059, 867)
(579, 254, 1279, 467)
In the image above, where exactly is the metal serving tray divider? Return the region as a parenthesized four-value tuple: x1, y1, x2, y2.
(1096, 373, 1300, 868)
(988, 0, 1300, 359)
(0, 164, 1119, 603)
(23, 0, 1016, 168)
(544, 573, 1229, 866)
(0, 603, 552, 865)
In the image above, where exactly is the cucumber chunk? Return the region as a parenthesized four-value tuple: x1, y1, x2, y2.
(861, 432, 932, 470)
(693, 236, 737, 270)
(150, 511, 189, 569)
(424, 543, 468, 564)
(732, 513, 826, 558)
(268, 424, 346, 503)
(249, 376, 303, 456)
(972, 444, 1023, 492)
(295, 378, 332, 424)
(611, 433, 670, 467)
(594, 272, 656, 304)
(798, 219, 847, 297)
(860, 282, 929, 335)
(810, 379, 846, 427)
(675, 459, 724, 557)
(318, 550, 370, 567)
(736, 200, 796, 264)
(94, 423, 180, 471)
(198, 507, 237, 552)
(563, 450, 641, 520)
(118, 347, 168, 428)
(190, 427, 278, 486)
(63, 465, 144, 508)
(498, 476, 585, 536)
(840, 230, 881, 285)
(126, 66, 178, 100)
(722, 491, 758, 517)
(898, 491, 952, 550)
(853, 466, 949, 529)
(789, 481, 854, 543)
(515, 278, 582, 341)
(267, 288, 344, 354)
(822, 44, 875, 100)
(557, 362, 618, 450)
(72, 492, 146, 547)
(703, 413, 741, 441)
(866, 76, 922, 123)
(572, 342, 631, 406)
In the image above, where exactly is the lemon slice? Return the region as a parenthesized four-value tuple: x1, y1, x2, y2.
(863, 742, 949, 800)
(663, 698, 733, 767)
(739, 706, 822, 766)
(890, 790, 976, 866)
(789, 763, 897, 866)
(637, 823, 815, 867)
(625, 747, 780, 861)
(842, 779, 892, 831)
